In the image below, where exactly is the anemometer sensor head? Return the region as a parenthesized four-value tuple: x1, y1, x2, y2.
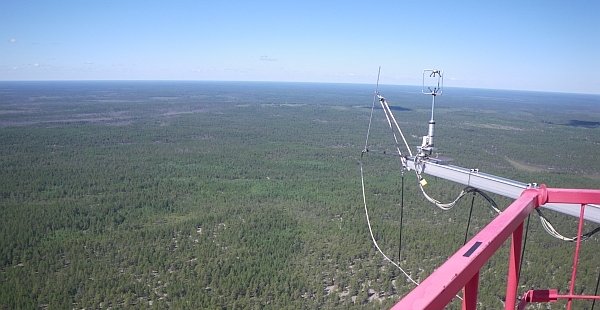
(422, 69, 443, 96)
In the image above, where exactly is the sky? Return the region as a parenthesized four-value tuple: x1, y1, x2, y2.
(1, 0, 599, 94)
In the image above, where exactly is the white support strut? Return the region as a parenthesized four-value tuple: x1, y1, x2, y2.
(405, 157, 600, 224)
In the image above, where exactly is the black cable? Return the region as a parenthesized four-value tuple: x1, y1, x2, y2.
(465, 187, 499, 213)
(592, 268, 600, 310)
(463, 192, 476, 245)
(398, 172, 405, 263)
(518, 214, 531, 283)
(581, 226, 600, 241)
(536, 208, 600, 242)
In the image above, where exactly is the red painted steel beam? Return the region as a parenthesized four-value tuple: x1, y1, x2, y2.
(462, 272, 479, 310)
(517, 289, 600, 309)
(392, 189, 540, 309)
(505, 222, 524, 310)
(519, 289, 559, 304)
(567, 204, 586, 310)
(556, 294, 600, 300)
(545, 188, 600, 205)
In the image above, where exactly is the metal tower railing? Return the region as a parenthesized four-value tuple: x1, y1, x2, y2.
(392, 184, 600, 309)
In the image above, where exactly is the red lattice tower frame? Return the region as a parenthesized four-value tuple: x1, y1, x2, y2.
(392, 186, 600, 310)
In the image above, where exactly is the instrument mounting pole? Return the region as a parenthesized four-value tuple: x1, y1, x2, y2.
(418, 69, 443, 158)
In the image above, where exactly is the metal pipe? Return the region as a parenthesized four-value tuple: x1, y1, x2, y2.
(462, 272, 479, 310)
(567, 204, 587, 310)
(405, 157, 600, 224)
(506, 223, 524, 310)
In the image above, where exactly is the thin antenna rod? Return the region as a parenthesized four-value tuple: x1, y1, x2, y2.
(399, 172, 405, 263)
(363, 67, 381, 152)
(376, 66, 381, 94)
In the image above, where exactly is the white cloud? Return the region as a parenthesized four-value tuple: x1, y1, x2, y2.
(9, 38, 17, 44)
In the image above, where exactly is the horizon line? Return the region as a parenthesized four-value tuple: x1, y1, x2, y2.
(0, 79, 598, 96)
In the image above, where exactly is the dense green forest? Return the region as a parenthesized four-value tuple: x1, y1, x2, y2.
(1, 81, 599, 309)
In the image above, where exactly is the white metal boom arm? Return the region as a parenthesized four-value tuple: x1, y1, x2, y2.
(405, 157, 600, 224)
